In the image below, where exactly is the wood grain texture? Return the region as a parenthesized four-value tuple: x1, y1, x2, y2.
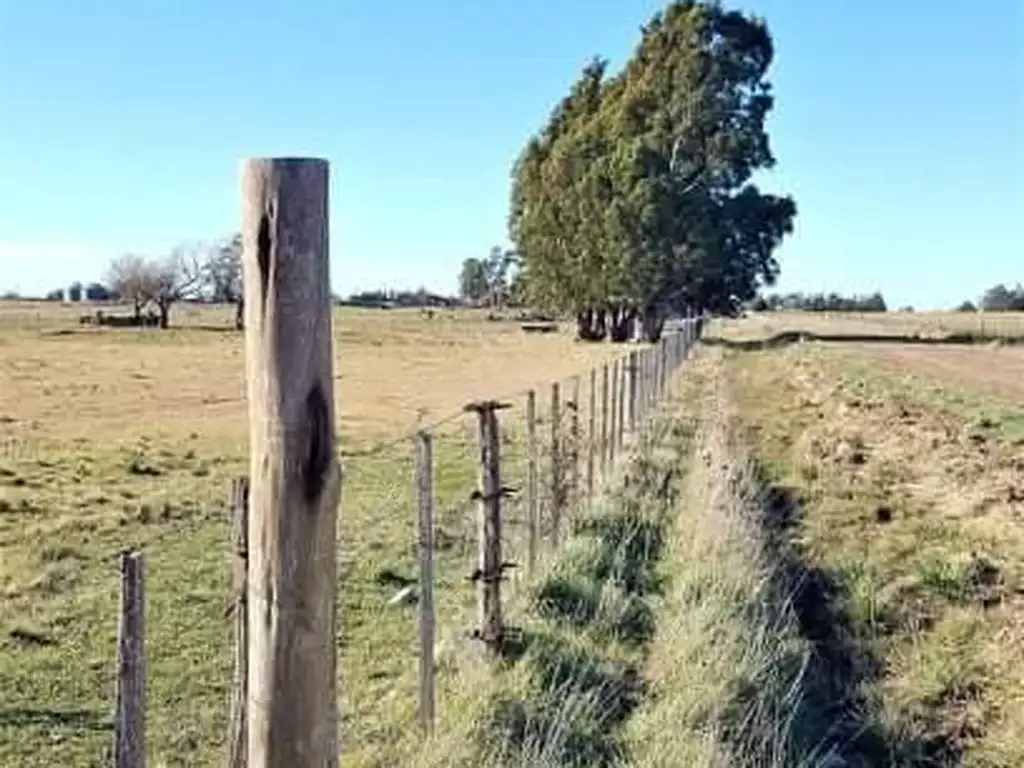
(241, 158, 340, 768)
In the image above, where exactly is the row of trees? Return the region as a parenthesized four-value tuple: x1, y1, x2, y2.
(101, 235, 244, 329)
(753, 292, 888, 313)
(966, 283, 1024, 312)
(509, 1, 797, 342)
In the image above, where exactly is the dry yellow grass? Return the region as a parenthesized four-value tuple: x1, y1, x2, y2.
(0, 301, 632, 767)
(710, 309, 1024, 341)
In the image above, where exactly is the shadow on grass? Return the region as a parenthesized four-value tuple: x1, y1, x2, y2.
(472, 424, 688, 767)
(702, 330, 1024, 351)
(751, 464, 967, 767)
(0, 708, 110, 732)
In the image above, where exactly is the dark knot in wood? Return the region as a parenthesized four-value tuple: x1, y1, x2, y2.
(303, 381, 332, 502)
(256, 213, 272, 314)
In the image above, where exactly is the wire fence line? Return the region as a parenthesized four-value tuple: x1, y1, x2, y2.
(339, 318, 705, 741)
(35, 318, 700, 766)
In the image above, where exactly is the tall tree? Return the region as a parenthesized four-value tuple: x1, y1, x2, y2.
(509, 1, 797, 342)
(458, 257, 490, 303)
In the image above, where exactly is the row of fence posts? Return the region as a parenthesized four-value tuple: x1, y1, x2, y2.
(411, 320, 701, 736)
(101, 161, 708, 767)
(103, 322, 700, 768)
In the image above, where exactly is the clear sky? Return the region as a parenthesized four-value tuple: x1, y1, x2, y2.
(1, 0, 1021, 309)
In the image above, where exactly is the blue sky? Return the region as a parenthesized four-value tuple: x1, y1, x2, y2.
(0, 0, 1021, 309)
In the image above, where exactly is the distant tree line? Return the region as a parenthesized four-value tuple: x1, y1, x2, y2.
(752, 291, 888, 313)
(956, 283, 1024, 313)
(342, 288, 456, 309)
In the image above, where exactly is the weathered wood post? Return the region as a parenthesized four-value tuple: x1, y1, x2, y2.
(600, 363, 610, 478)
(608, 361, 618, 466)
(228, 478, 250, 768)
(415, 429, 436, 734)
(628, 351, 638, 434)
(241, 157, 341, 768)
(550, 382, 564, 546)
(114, 551, 146, 768)
(525, 389, 538, 576)
(569, 376, 581, 515)
(586, 368, 596, 504)
(617, 359, 627, 449)
(466, 401, 509, 656)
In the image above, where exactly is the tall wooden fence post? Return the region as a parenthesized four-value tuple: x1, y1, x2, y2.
(525, 390, 538, 576)
(569, 376, 581, 517)
(550, 382, 564, 546)
(466, 401, 510, 656)
(228, 478, 250, 768)
(241, 157, 340, 768)
(586, 368, 596, 504)
(415, 429, 436, 734)
(114, 551, 146, 768)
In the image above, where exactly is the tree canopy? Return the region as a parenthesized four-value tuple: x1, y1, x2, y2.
(509, 0, 796, 341)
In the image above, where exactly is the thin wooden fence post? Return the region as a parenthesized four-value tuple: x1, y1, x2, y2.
(600, 364, 610, 479)
(618, 358, 627, 449)
(241, 157, 340, 768)
(415, 429, 436, 734)
(550, 382, 564, 546)
(525, 390, 538, 576)
(465, 401, 510, 656)
(586, 368, 596, 504)
(569, 376, 581, 516)
(628, 351, 638, 434)
(114, 551, 146, 768)
(228, 478, 250, 768)
(609, 361, 618, 466)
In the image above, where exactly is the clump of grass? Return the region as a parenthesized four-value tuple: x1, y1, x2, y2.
(422, 414, 691, 767)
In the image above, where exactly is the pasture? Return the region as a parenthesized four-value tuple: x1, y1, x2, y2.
(0, 301, 628, 767)
(2, 303, 1024, 766)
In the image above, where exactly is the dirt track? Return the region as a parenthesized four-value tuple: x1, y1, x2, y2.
(842, 343, 1024, 405)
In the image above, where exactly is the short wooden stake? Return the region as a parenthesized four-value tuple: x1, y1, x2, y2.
(569, 376, 581, 515)
(415, 429, 436, 733)
(586, 368, 596, 504)
(466, 402, 507, 655)
(228, 478, 250, 768)
(600, 364, 610, 478)
(525, 390, 538, 576)
(608, 361, 618, 466)
(114, 551, 146, 768)
(550, 382, 564, 545)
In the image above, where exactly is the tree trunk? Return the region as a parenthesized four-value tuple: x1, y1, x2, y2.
(575, 307, 606, 341)
(606, 302, 635, 343)
(158, 299, 170, 329)
(235, 298, 245, 330)
(640, 308, 665, 343)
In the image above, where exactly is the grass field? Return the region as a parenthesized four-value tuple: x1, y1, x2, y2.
(4, 302, 1024, 766)
(0, 301, 631, 767)
(717, 335, 1024, 765)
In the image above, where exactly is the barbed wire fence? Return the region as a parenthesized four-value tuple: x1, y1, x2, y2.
(383, 318, 704, 738)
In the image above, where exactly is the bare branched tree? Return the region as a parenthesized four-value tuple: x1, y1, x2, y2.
(106, 254, 153, 320)
(149, 244, 204, 329)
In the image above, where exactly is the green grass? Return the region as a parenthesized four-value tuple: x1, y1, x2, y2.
(722, 343, 1024, 766)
